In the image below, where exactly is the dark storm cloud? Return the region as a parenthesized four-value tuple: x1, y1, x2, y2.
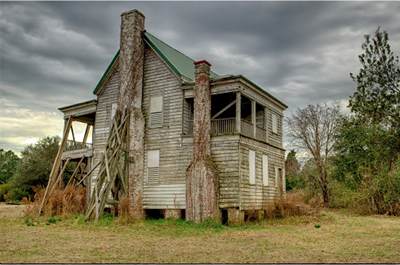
(1, 1, 400, 152)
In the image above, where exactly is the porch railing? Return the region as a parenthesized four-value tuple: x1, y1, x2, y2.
(184, 118, 267, 142)
(64, 140, 93, 152)
(211, 118, 236, 135)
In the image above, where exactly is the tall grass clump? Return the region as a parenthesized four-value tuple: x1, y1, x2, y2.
(24, 185, 86, 217)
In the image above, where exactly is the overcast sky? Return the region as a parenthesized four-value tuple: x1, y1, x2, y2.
(1, 1, 399, 153)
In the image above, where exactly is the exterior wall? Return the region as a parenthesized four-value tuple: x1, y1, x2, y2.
(91, 67, 120, 189)
(266, 107, 283, 148)
(238, 136, 285, 210)
(182, 135, 240, 209)
(142, 47, 185, 208)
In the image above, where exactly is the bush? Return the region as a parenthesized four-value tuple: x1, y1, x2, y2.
(329, 180, 359, 209)
(24, 185, 86, 217)
(265, 191, 317, 218)
(5, 187, 29, 202)
(0, 183, 11, 201)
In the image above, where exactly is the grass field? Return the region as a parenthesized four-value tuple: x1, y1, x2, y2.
(0, 204, 399, 263)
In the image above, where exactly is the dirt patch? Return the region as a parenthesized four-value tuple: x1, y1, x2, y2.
(0, 202, 26, 218)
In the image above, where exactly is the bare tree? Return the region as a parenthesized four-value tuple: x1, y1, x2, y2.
(287, 104, 340, 207)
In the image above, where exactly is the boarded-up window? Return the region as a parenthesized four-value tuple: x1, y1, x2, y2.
(150, 95, 163, 128)
(249, 150, 256, 185)
(272, 113, 278, 134)
(262, 155, 269, 186)
(147, 150, 160, 184)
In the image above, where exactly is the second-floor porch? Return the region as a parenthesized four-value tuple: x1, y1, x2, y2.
(183, 91, 281, 146)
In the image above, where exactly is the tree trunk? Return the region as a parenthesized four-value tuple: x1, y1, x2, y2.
(186, 60, 219, 223)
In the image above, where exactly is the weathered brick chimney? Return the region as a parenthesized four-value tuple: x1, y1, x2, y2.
(119, 9, 145, 219)
(186, 60, 219, 223)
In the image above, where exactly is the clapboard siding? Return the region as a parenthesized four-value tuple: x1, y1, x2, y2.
(142, 47, 186, 208)
(181, 135, 240, 208)
(143, 184, 185, 209)
(239, 136, 285, 210)
(91, 68, 120, 190)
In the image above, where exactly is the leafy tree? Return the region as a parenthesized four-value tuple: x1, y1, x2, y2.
(285, 150, 303, 190)
(349, 27, 400, 128)
(334, 28, 400, 214)
(0, 149, 20, 184)
(287, 104, 340, 207)
(8, 136, 60, 199)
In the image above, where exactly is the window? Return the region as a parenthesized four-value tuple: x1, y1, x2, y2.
(249, 150, 256, 184)
(262, 155, 269, 186)
(272, 113, 278, 134)
(147, 150, 160, 183)
(111, 103, 117, 120)
(150, 95, 163, 128)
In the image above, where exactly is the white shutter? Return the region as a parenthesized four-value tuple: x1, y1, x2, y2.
(147, 150, 160, 184)
(272, 114, 278, 134)
(150, 96, 163, 113)
(249, 150, 256, 185)
(150, 96, 163, 128)
(147, 150, 160, 168)
(262, 155, 269, 186)
(275, 166, 279, 187)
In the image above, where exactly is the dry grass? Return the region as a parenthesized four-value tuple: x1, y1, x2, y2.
(0, 204, 399, 263)
(24, 186, 86, 217)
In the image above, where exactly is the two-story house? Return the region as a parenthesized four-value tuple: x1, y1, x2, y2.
(53, 9, 287, 224)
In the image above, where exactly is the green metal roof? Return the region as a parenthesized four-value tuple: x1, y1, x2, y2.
(144, 32, 219, 80)
(93, 31, 219, 94)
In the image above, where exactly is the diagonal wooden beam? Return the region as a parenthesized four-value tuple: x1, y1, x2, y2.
(211, 99, 236, 119)
(82, 124, 90, 145)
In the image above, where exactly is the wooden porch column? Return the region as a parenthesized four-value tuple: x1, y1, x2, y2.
(264, 107, 268, 142)
(236, 92, 241, 134)
(251, 100, 256, 138)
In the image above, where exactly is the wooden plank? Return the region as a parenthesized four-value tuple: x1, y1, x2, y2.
(211, 99, 236, 119)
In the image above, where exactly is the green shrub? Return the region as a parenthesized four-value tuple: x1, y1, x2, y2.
(329, 180, 359, 209)
(6, 187, 29, 202)
(46, 216, 61, 225)
(0, 183, 11, 201)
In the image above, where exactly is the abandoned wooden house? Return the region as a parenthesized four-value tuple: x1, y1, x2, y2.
(42, 9, 287, 224)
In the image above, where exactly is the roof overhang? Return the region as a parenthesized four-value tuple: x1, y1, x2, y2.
(183, 75, 288, 110)
(58, 99, 97, 123)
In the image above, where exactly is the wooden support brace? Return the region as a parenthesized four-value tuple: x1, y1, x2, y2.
(211, 99, 236, 119)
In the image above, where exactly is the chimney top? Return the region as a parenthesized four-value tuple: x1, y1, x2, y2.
(194, 60, 211, 67)
(121, 9, 145, 18)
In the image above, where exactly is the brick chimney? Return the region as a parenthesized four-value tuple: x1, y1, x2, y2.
(119, 9, 145, 110)
(186, 60, 219, 223)
(119, 9, 145, 219)
(193, 60, 212, 159)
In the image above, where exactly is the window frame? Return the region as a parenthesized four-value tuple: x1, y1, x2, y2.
(149, 95, 163, 128)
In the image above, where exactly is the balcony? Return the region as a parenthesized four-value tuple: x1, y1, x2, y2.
(184, 118, 267, 142)
(62, 140, 93, 160)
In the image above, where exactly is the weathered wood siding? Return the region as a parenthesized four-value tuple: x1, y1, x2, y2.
(91, 68, 120, 190)
(182, 135, 240, 208)
(239, 136, 285, 210)
(266, 108, 283, 148)
(142, 47, 186, 208)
